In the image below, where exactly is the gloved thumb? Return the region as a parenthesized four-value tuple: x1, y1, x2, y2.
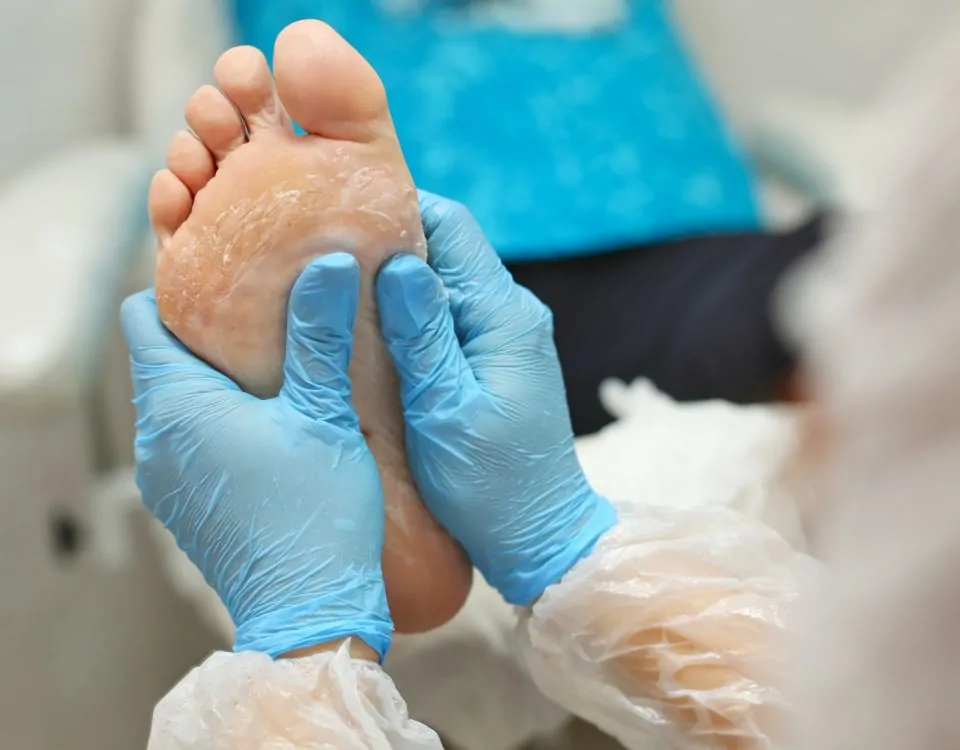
(280, 253, 360, 425)
(377, 254, 477, 419)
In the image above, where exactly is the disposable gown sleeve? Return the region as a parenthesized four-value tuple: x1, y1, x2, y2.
(147, 642, 444, 749)
(515, 499, 822, 750)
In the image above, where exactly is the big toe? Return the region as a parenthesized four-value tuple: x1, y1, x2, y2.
(273, 20, 390, 142)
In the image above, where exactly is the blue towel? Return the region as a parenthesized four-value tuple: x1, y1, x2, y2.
(230, 0, 761, 261)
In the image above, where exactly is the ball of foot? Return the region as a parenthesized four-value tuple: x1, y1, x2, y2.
(150, 21, 473, 633)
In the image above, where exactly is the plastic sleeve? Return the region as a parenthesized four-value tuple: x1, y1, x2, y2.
(515, 500, 822, 750)
(147, 642, 445, 749)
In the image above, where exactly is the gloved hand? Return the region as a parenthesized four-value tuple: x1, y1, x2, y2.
(376, 193, 617, 606)
(122, 254, 392, 660)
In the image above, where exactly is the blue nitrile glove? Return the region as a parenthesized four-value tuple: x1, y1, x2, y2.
(122, 254, 392, 660)
(376, 193, 618, 607)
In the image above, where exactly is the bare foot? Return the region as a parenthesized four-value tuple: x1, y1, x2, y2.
(150, 20, 472, 633)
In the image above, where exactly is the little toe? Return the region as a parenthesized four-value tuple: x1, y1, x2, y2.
(273, 20, 389, 142)
(166, 130, 215, 194)
(149, 170, 193, 242)
(185, 85, 246, 161)
(215, 46, 289, 135)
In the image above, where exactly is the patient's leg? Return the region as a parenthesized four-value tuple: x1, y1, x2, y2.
(149, 20, 472, 633)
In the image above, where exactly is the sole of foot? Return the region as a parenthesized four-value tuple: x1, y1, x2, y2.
(150, 20, 473, 633)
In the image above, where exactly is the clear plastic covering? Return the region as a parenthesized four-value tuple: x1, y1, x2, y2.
(148, 642, 443, 749)
(517, 499, 821, 750)
(148, 500, 819, 749)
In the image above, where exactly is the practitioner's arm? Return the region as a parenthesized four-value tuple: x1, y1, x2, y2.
(149, 638, 444, 749)
(513, 500, 817, 750)
(123, 256, 442, 749)
(377, 193, 820, 750)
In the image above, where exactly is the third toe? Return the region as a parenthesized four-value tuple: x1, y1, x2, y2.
(185, 85, 247, 161)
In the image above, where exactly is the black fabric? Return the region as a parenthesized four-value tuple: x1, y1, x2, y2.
(505, 215, 828, 436)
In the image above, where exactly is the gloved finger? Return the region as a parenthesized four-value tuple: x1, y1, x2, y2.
(121, 289, 239, 398)
(418, 191, 536, 345)
(376, 253, 479, 419)
(280, 253, 361, 426)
